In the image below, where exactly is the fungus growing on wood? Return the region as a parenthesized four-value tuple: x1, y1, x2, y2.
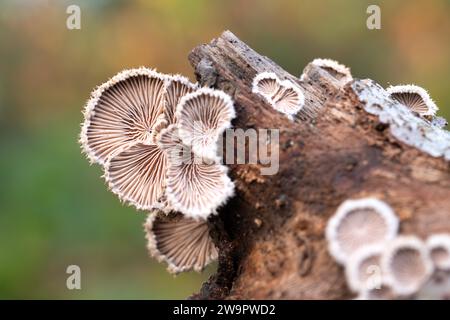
(144, 211, 218, 274)
(104, 142, 167, 211)
(80, 68, 166, 165)
(326, 198, 399, 264)
(345, 244, 384, 293)
(387, 84, 438, 116)
(165, 158, 234, 220)
(426, 234, 450, 270)
(164, 74, 198, 125)
(310, 58, 353, 82)
(381, 236, 433, 296)
(176, 88, 235, 159)
(81, 68, 236, 216)
(157, 123, 235, 220)
(252, 72, 305, 119)
(252, 72, 280, 99)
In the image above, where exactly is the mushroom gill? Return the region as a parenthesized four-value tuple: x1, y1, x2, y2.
(326, 198, 399, 264)
(144, 211, 218, 274)
(387, 84, 438, 116)
(80, 68, 166, 165)
(176, 88, 235, 159)
(381, 236, 433, 296)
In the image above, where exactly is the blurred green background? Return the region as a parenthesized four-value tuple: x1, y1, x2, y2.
(0, 0, 448, 299)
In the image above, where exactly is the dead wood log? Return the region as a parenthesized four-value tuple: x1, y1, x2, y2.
(188, 31, 450, 299)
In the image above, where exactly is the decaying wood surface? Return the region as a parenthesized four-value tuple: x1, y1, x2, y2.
(187, 31, 450, 299)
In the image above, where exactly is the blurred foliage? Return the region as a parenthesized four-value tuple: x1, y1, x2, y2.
(0, 0, 448, 299)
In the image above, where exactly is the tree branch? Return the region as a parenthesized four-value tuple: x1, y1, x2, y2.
(188, 31, 450, 299)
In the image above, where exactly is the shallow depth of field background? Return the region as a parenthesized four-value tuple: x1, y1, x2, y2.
(0, 0, 449, 299)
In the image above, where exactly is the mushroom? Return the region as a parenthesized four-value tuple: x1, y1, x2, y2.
(165, 156, 235, 220)
(252, 72, 305, 119)
(80, 68, 167, 165)
(105, 118, 234, 216)
(326, 198, 399, 264)
(164, 74, 198, 125)
(345, 244, 384, 293)
(144, 211, 218, 274)
(310, 58, 353, 82)
(252, 72, 280, 100)
(104, 142, 167, 211)
(81, 68, 238, 275)
(387, 84, 438, 117)
(381, 236, 434, 296)
(175, 88, 235, 159)
(426, 234, 450, 270)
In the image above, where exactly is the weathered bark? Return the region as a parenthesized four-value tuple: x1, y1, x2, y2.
(188, 31, 450, 300)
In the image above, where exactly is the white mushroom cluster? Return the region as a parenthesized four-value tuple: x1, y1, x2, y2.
(80, 67, 235, 274)
(326, 198, 450, 299)
(252, 72, 305, 120)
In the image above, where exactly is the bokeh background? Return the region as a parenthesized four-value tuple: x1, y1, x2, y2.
(0, 0, 449, 299)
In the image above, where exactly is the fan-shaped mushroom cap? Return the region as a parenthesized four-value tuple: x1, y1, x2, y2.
(345, 244, 384, 293)
(164, 74, 198, 125)
(272, 80, 305, 118)
(326, 198, 399, 264)
(144, 211, 218, 274)
(252, 72, 305, 119)
(426, 234, 450, 270)
(104, 142, 167, 211)
(80, 68, 166, 165)
(165, 158, 234, 220)
(175, 88, 235, 159)
(381, 236, 434, 296)
(252, 72, 280, 99)
(310, 58, 353, 82)
(387, 84, 438, 116)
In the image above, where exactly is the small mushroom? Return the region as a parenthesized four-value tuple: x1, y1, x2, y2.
(310, 58, 353, 82)
(252, 72, 305, 119)
(387, 84, 438, 116)
(175, 88, 235, 159)
(252, 72, 280, 99)
(164, 74, 198, 125)
(381, 236, 434, 296)
(80, 68, 166, 165)
(426, 234, 450, 270)
(165, 156, 234, 220)
(345, 244, 384, 293)
(144, 211, 218, 274)
(104, 142, 167, 211)
(157, 124, 234, 219)
(326, 198, 399, 264)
